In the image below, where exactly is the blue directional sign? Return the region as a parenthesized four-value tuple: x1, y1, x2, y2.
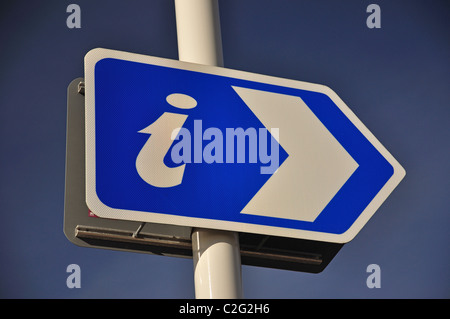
(85, 48, 405, 243)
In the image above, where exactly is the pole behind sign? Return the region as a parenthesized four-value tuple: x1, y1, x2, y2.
(174, 0, 243, 299)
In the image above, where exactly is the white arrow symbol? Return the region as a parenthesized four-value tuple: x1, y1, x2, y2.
(232, 86, 359, 222)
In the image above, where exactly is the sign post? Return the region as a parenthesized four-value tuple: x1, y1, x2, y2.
(79, 0, 405, 299)
(174, 0, 243, 299)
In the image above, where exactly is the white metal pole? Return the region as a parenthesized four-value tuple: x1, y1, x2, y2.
(174, 0, 243, 299)
(174, 0, 223, 67)
(191, 229, 242, 298)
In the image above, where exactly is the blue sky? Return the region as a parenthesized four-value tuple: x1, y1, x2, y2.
(0, 0, 449, 298)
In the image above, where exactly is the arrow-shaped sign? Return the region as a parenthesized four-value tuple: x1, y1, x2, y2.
(85, 48, 405, 243)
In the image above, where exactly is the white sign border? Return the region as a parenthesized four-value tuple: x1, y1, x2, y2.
(85, 48, 405, 243)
